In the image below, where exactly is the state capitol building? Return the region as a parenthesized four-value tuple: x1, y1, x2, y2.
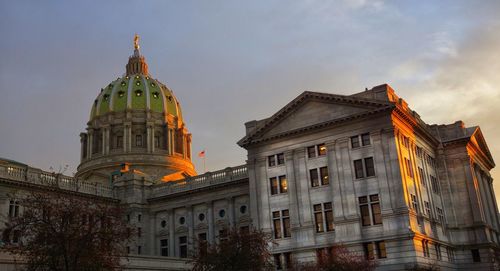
(0, 38, 498, 270)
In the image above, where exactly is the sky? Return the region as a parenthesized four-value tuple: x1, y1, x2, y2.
(0, 1, 499, 197)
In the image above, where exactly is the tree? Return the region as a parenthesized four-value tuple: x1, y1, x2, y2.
(291, 245, 378, 271)
(1, 191, 133, 271)
(191, 227, 275, 271)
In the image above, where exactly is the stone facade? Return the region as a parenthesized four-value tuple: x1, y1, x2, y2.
(0, 43, 499, 270)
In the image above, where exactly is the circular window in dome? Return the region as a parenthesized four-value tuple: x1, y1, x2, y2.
(179, 216, 186, 225)
(135, 90, 143, 97)
(161, 220, 167, 228)
(103, 94, 109, 101)
(135, 81, 141, 86)
(152, 92, 160, 99)
(125, 76, 130, 79)
(135, 75, 140, 79)
(150, 82, 156, 87)
(240, 205, 247, 214)
(108, 84, 113, 90)
(121, 81, 126, 87)
(118, 91, 125, 98)
(146, 76, 150, 80)
(219, 209, 226, 218)
(198, 213, 205, 221)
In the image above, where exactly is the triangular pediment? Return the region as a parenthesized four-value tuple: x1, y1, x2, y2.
(469, 128, 495, 168)
(238, 91, 393, 147)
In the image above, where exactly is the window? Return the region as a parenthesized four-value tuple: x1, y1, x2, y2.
(284, 252, 292, 269)
(446, 247, 455, 262)
(198, 213, 205, 221)
(270, 175, 287, 195)
(416, 146, 423, 159)
(161, 220, 167, 228)
(436, 207, 444, 224)
(219, 209, 226, 218)
(116, 136, 123, 148)
(160, 239, 168, 256)
(179, 216, 185, 225)
(310, 167, 329, 187)
(273, 209, 291, 239)
(137, 227, 142, 237)
(135, 134, 143, 147)
(424, 201, 431, 217)
(352, 133, 371, 148)
(127, 246, 130, 254)
(376, 241, 387, 258)
(401, 135, 410, 148)
(361, 133, 371, 146)
(410, 194, 418, 212)
(351, 136, 360, 148)
(353, 157, 375, 179)
(307, 144, 327, 158)
(198, 232, 207, 242)
(364, 242, 374, 260)
(138, 214, 142, 222)
(8, 200, 19, 218)
(240, 205, 247, 214)
(422, 240, 430, 257)
(219, 229, 228, 242)
(313, 202, 334, 233)
(430, 176, 440, 194)
(404, 158, 414, 178)
(274, 254, 282, 270)
(268, 153, 285, 167)
(418, 167, 426, 186)
(472, 249, 481, 262)
(359, 194, 382, 226)
(137, 246, 142, 255)
(179, 236, 188, 258)
(435, 244, 442, 260)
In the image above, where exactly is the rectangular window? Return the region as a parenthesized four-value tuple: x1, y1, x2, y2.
(359, 194, 382, 226)
(268, 155, 276, 167)
(424, 201, 431, 217)
(137, 227, 142, 237)
(435, 244, 442, 260)
(270, 177, 278, 195)
(116, 136, 123, 148)
(270, 175, 287, 195)
(198, 232, 207, 242)
(436, 207, 444, 224)
(376, 241, 387, 258)
(472, 249, 481, 262)
(314, 204, 324, 233)
(361, 133, 371, 146)
(422, 240, 430, 257)
(365, 157, 375, 177)
(160, 239, 168, 256)
(284, 252, 292, 269)
(317, 144, 327, 156)
(127, 246, 130, 254)
(354, 159, 364, 179)
(320, 167, 329, 185)
(324, 203, 334, 231)
(282, 210, 291, 238)
(446, 247, 455, 262)
(219, 229, 228, 242)
(8, 200, 19, 218)
(418, 167, 426, 186)
(364, 242, 374, 260)
(279, 175, 288, 193)
(351, 136, 360, 148)
(277, 153, 285, 165)
(405, 158, 414, 178)
(431, 176, 440, 194)
(273, 211, 282, 239)
(137, 246, 142, 255)
(410, 194, 418, 212)
(310, 169, 319, 187)
(179, 236, 188, 258)
(307, 146, 316, 158)
(274, 254, 282, 270)
(135, 134, 143, 147)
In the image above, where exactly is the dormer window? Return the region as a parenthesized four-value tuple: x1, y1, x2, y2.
(152, 92, 159, 99)
(103, 94, 109, 101)
(135, 90, 143, 97)
(151, 82, 156, 87)
(118, 91, 125, 98)
(135, 81, 141, 86)
(121, 81, 126, 87)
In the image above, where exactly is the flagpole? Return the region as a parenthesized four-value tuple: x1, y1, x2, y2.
(203, 156, 206, 173)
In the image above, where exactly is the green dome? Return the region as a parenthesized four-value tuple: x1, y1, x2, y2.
(90, 74, 183, 120)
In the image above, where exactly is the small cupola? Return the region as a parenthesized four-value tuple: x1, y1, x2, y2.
(126, 34, 149, 76)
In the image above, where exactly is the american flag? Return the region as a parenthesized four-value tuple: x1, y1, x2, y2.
(198, 150, 206, 158)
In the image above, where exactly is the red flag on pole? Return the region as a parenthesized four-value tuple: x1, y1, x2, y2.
(198, 150, 206, 158)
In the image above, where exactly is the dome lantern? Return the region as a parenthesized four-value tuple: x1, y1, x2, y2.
(126, 34, 149, 76)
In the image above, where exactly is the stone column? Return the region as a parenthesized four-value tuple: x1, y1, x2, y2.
(151, 125, 155, 153)
(80, 133, 87, 161)
(87, 130, 93, 159)
(207, 201, 215, 243)
(102, 128, 107, 155)
(247, 158, 260, 227)
(168, 209, 175, 257)
(285, 150, 299, 228)
(327, 141, 344, 220)
(464, 159, 485, 223)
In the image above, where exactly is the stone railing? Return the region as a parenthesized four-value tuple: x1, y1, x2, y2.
(152, 165, 248, 198)
(0, 164, 113, 198)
